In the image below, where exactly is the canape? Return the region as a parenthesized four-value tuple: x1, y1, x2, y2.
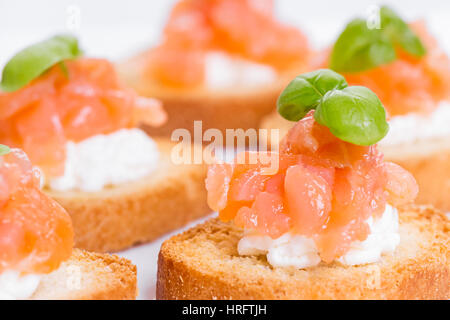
(0, 35, 209, 252)
(120, 0, 311, 136)
(0, 145, 137, 299)
(157, 69, 449, 300)
(260, 6, 450, 211)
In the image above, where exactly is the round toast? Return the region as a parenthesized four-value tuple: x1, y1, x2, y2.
(157, 205, 449, 300)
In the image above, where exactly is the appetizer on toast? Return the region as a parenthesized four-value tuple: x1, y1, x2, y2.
(120, 0, 311, 136)
(0, 35, 209, 252)
(0, 145, 137, 300)
(157, 69, 449, 300)
(260, 7, 450, 211)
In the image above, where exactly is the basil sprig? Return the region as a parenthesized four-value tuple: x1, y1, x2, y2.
(276, 69, 348, 121)
(1, 34, 82, 92)
(330, 6, 426, 73)
(277, 69, 389, 146)
(0, 144, 11, 156)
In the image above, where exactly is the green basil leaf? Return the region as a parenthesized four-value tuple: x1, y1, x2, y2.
(330, 19, 397, 72)
(348, 38, 396, 72)
(277, 69, 348, 121)
(1, 34, 82, 92)
(314, 86, 389, 146)
(380, 6, 426, 57)
(330, 6, 426, 73)
(0, 144, 11, 156)
(329, 19, 392, 72)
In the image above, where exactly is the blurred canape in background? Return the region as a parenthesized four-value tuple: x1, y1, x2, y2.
(119, 0, 313, 137)
(260, 6, 450, 212)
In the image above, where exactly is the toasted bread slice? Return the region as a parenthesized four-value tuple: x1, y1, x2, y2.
(46, 139, 210, 253)
(260, 111, 450, 212)
(118, 55, 305, 137)
(31, 249, 137, 300)
(157, 205, 449, 300)
(381, 138, 450, 213)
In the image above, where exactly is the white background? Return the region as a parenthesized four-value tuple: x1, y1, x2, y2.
(1, 0, 450, 66)
(1, 0, 449, 299)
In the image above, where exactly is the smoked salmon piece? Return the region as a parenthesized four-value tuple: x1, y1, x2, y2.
(206, 112, 418, 262)
(280, 112, 371, 168)
(384, 162, 419, 207)
(0, 58, 166, 177)
(235, 192, 291, 239)
(285, 164, 333, 237)
(0, 149, 73, 274)
(205, 163, 233, 212)
(144, 0, 310, 87)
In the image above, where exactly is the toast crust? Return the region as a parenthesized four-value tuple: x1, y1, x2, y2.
(32, 249, 137, 300)
(118, 55, 306, 137)
(260, 111, 450, 212)
(46, 139, 210, 252)
(157, 205, 449, 300)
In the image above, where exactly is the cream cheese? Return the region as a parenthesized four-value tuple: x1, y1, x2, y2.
(238, 204, 400, 269)
(0, 271, 41, 300)
(47, 128, 159, 192)
(381, 101, 450, 146)
(205, 51, 277, 89)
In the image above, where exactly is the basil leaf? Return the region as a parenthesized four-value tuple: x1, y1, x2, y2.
(330, 6, 426, 73)
(277, 69, 348, 121)
(314, 86, 389, 146)
(0, 144, 11, 156)
(330, 19, 397, 72)
(1, 34, 82, 92)
(277, 69, 390, 146)
(380, 6, 426, 57)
